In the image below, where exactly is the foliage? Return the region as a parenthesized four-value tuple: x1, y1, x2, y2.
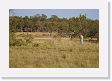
(9, 31, 16, 46)
(9, 14, 99, 39)
(23, 33, 33, 44)
(9, 31, 33, 46)
(9, 33, 24, 46)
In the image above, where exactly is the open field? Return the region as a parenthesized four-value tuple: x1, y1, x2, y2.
(9, 32, 99, 68)
(15, 32, 57, 38)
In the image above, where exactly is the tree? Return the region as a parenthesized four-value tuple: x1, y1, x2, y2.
(9, 13, 99, 39)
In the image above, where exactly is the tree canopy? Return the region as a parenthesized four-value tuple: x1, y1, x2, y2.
(9, 14, 99, 39)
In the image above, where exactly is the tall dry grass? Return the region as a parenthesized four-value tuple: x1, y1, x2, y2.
(9, 34, 99, 68)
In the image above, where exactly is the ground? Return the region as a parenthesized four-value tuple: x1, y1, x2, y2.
(9, 32, 99, 68)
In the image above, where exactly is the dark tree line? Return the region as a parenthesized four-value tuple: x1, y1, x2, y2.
(9, 14, 99, 39)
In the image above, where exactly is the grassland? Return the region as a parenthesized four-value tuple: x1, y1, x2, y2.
(9, 32, 99, 68)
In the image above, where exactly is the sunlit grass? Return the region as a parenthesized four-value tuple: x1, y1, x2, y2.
(9, 36, 99, 68)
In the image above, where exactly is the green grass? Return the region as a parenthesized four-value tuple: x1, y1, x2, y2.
(9, 35, 99, 68)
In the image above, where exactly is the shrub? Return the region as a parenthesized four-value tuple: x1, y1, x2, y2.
(9, 32, 24, 46)
(24, 34, 33, 44)
(10, 31, 28, 46)
(33, 43, 39, 47)
(13, 39, 24, 46)
(9, 31, 16, 46)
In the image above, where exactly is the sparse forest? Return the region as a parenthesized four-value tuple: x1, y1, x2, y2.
(9, 10, 99, 68)
(9, 13, 99, 39)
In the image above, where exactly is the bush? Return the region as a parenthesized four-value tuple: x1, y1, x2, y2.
(24, 34, 33, 44)
(10, 32, 24, 46)
(32, 43, 39, 47)
(13, 39, 24, 46)
(10, 32, 34, 46)
(9, 32, 16, 46)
